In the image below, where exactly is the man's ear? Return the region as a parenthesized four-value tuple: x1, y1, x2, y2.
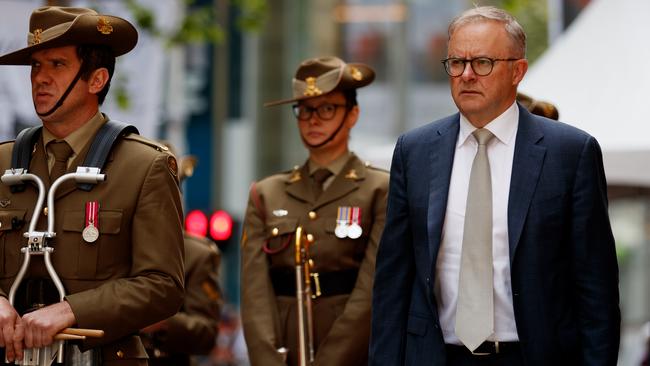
(512, 59, 528, 86)
(88, 68, 109, 95)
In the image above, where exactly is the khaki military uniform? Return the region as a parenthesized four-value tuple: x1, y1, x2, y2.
(241, 153, 388, 366)
(0, 114, 185, 365)
(145, 233, 222, 366)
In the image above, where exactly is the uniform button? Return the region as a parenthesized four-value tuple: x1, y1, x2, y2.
(43, 207, 48, 216)
(272, 227, 279, 236)
(308, 211, 317, 220)
(307, 234, 314, 243)
(116, 350, 124, 359)
(0, 222, 2, 228)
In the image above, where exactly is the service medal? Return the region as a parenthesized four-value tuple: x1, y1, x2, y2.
(347, 207, 363, 239)
(82, 224, 99, 243)
(83, 201, 100, 243)
(335, 206, 350, 238)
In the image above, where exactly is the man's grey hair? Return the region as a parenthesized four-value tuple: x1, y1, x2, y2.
(448, 6, 527, 58)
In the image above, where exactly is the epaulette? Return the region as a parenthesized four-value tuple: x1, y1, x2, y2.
(364, 161, 389, 173)
(0, 140, 15, 147)
(122, 134, 170, 153)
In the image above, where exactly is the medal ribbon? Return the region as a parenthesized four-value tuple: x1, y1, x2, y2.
(351, 207, 361, 226)
(337, 206, 347, 225)
(85, 201, 100, 230)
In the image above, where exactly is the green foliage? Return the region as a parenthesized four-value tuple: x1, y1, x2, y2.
(476, 0, 549, 63)
(124, 0, 267, 47)
(232, 0, 268, 31)
(497, 0, 549, 62)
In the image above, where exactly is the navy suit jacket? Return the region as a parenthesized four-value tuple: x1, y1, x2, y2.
(369, 104, 620, 366)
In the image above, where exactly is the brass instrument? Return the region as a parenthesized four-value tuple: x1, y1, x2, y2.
(294, 226, 315, 366)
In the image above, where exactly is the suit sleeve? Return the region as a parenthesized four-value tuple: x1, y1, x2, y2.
(571, 136, 620, 365)
(155, 239, 222, 354)
(66, 153, 185, 348)
(314, 172, 388, 366)
(240, 185, 287, 366)
(369, 135, 415, 366)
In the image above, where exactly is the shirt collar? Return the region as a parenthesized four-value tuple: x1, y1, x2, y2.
(42, 111, 106, 156)
(457, 102, 519, 148)
(308, 151, 352, 177)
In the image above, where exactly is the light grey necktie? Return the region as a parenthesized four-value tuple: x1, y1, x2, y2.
(455, 128, 495, 352)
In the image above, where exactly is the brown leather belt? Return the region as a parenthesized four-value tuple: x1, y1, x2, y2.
(270, 268, 358, 297)
(446, 341, 520, 356)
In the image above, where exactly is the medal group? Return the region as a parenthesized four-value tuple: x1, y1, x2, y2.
(335, 206, 363, 239)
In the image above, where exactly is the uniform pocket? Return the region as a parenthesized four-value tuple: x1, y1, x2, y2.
(0, 209, 27, 278)
(264, 217, 298, 254)
(56, 209, 123, 279)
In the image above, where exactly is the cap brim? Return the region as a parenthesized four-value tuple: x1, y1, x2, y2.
(0, 14, 137, 65)
(264, 62, 375, 107)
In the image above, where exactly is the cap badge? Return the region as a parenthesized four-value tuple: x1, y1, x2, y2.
(32, 29, 43, 45)
(97, 17, 114, 35)
(303, 77, 322, 97)
(350, 66, 363, 81)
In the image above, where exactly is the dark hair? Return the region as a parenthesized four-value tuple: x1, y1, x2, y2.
(76, 45, 116, 105)
(342, 88, 358, 108)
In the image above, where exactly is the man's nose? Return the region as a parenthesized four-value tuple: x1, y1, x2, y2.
(460, 61, 477, 81)
(32, 68, 51, 85)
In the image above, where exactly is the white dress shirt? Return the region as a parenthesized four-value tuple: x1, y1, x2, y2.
(434, 102, 520, 344)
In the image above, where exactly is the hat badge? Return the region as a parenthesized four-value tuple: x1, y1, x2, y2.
(303, 77, 323, 97)
(32, 29, 43, 45)
(349, 66, 363, 81)
(97, 17, 114, 35)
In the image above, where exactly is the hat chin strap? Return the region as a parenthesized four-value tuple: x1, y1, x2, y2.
(302, 109, 349, 149)
(36, 62, 85, 118)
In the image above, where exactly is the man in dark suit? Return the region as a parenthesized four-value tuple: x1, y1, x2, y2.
(369, 6, 620, 366)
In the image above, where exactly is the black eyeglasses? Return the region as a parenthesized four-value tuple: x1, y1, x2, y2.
(292, 103, 348, 121)
(441, 57, 520, 77)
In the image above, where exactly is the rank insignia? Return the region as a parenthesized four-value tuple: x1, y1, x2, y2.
(0, 199, 10, 208)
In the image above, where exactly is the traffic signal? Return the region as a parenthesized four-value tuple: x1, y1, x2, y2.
(209, 210, 233, 242)
(185, 209, 208, 237)
(184, 209, 236, 248)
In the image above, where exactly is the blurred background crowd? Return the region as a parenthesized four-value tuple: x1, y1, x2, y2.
(0, 0, 648, 365)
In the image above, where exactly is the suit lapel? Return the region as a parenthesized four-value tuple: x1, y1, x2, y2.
(427, 116, 460, 267)
(421, 116, 460, 316)
(507, 105, 546, 263)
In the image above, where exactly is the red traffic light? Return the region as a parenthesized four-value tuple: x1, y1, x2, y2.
(185, 210, 208, 238)
(210, 210, 233, 241)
